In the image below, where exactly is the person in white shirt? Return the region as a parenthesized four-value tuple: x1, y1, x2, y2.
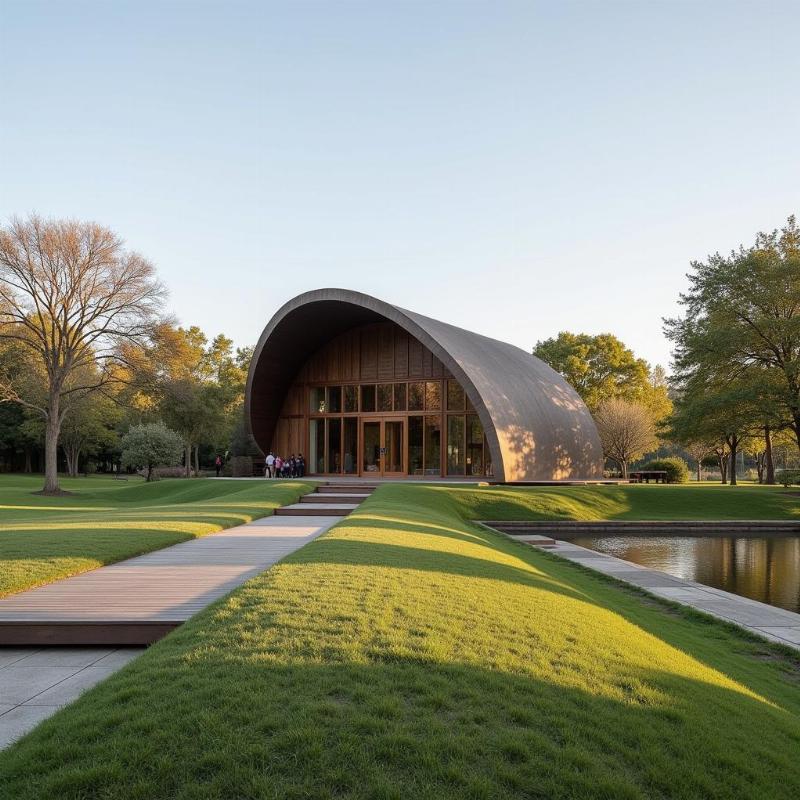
(265, 452, 275, 478)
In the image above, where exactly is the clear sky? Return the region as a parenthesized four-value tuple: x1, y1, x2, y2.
(2, 1, 798, 370)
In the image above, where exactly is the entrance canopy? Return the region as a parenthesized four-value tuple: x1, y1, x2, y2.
(246, 288, 603, 482)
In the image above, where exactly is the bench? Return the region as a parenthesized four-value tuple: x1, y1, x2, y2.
(629, 470, 668, 484)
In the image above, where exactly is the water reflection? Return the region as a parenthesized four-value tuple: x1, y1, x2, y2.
(565, 535, 800, 613)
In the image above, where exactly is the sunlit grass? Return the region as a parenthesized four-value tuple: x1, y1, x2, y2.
(2, 483, 798, 798)
(0, 475, 314, 597)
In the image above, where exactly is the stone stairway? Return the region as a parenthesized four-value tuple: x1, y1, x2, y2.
(274, 483, 376, 516)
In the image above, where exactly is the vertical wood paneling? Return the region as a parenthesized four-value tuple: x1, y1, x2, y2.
(378, 325, 394, 379)
(360, 326, 378, 380)
(422, 346, 433, 377)
(408, 337, 424, 377)
(394, 329, 408, 378)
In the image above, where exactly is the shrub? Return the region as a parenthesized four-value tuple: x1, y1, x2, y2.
(776, 469, 800, 488)
(641, 457, 689, 484)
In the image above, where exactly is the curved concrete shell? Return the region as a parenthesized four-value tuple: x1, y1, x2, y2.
(246, 288, 603, 481)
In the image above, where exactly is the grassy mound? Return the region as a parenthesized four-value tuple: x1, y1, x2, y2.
(2, 484, 798, 798)
(438, 482, 800, 521)
(0, 475, 313, 597)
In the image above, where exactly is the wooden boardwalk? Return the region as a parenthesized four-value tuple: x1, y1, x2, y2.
(0, 512, 346, 646)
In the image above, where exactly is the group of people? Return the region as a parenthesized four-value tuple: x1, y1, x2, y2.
(264, 452, 305, 479)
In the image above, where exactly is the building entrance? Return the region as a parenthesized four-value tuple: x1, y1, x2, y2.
(361, 418, 404, 477)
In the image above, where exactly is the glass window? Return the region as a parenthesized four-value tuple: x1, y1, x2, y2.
(425, 381, 441, 411)
(466, 414, 484, 476)
(309, 419, 325, 473)
(343, 418, 358, 474)
(310, 387, 326, 414)
(393, 383, 407, 411)
(447, 415, 465, 475)
(483, 434, 493, 477)
(326, 418, 341, 474)
(424, 416, 442, 475)
(447, 380, 465, 411)
(408, 416, 423, 475)
(408, 382, 424, 411)
(377, 383, 393, 412)
(327, 386, 342, 413)
(362, 421, 381, 473)
(361, 384, 376, 412)
(344, 385, 358, 413)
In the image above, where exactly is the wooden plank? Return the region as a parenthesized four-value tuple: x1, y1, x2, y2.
(0, 516, 345, 645)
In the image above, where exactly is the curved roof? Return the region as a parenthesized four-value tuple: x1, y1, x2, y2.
(246, 288, 603, 481)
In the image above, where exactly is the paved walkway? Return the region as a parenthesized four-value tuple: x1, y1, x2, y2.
(0, 647, 142, 749)
(0, 516, 341, 641)
(494, 530, 800, 650)
(0, 511, 352, 747)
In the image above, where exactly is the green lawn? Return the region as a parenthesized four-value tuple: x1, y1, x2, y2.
(0, 475, 313, 597)
(445, 481, 800, 521)
(2, 483, 798, 799)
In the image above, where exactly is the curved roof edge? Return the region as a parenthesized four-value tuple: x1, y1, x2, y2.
(246, 288, 604, 481)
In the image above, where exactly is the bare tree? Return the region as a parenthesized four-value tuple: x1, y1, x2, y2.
(0, 215, 166, 494)
(594, 398, 656, 478)
(683, 440, 712, 483)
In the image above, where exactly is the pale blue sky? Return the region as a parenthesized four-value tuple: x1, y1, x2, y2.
(2, 0, 798, 369)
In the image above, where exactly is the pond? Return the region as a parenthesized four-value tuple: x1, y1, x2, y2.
(562, 534, 800, 613)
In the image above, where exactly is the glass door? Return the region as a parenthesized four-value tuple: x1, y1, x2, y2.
(362, 421, 381, 475)
(361, 418, 404, 476)
(383, 419, 404, 476)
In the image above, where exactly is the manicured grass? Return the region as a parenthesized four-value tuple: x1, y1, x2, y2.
(2, 484, 798, 799)
(0, 475, 313, 597)
(445, 481, 800, 521)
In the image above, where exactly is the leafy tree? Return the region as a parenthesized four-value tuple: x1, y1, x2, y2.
(60, 389, 121, 477)
(120, 422, 182, 481)
(534, 332, 672, 433)
(666, 379, 761, 485)
(534, 332, 650, 410)
(665, 216, 800, 455)
(593, 398, 657, 478)
(0, 215, 165, 493)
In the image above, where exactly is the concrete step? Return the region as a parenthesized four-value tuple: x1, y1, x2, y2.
(302, 493, 370, 503)
(319, 484, 377, 493)
(275, 503, 357, 516)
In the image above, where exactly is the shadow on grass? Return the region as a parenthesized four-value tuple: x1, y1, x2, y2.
(292, 514, 800, 705)
(1, 649, 798, 800)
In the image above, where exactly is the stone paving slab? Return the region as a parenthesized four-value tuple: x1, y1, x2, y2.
(490, 530, 800, 652)
(0, 647, 144, 749)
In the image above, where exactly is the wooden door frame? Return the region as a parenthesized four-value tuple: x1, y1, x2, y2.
(360, 416, 406, 477)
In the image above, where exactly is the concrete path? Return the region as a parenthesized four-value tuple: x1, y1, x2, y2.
(0, 515, 341, 643)
(0, 513, 349, 747)
(0, 647, 143, 749)
(496, 531, 800, 651)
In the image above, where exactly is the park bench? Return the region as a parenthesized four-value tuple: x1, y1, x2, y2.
(629, 470, 668, 484)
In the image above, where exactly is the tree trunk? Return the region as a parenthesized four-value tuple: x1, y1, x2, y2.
(194, 444, 200, 476)
(24, 446, 32, 473)
(42, 396, 62, 494)
(696, 460, 701, 483)
(146, 461, 154, 481)
(620, 460, 628, 479)
(716, 450, 728, 484)
(184, 443, 191, 478)
(728, 436, 738, 486)
(765, 425, 775, 485)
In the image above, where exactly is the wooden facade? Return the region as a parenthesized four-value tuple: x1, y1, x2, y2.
(270, 322, 492, 478)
